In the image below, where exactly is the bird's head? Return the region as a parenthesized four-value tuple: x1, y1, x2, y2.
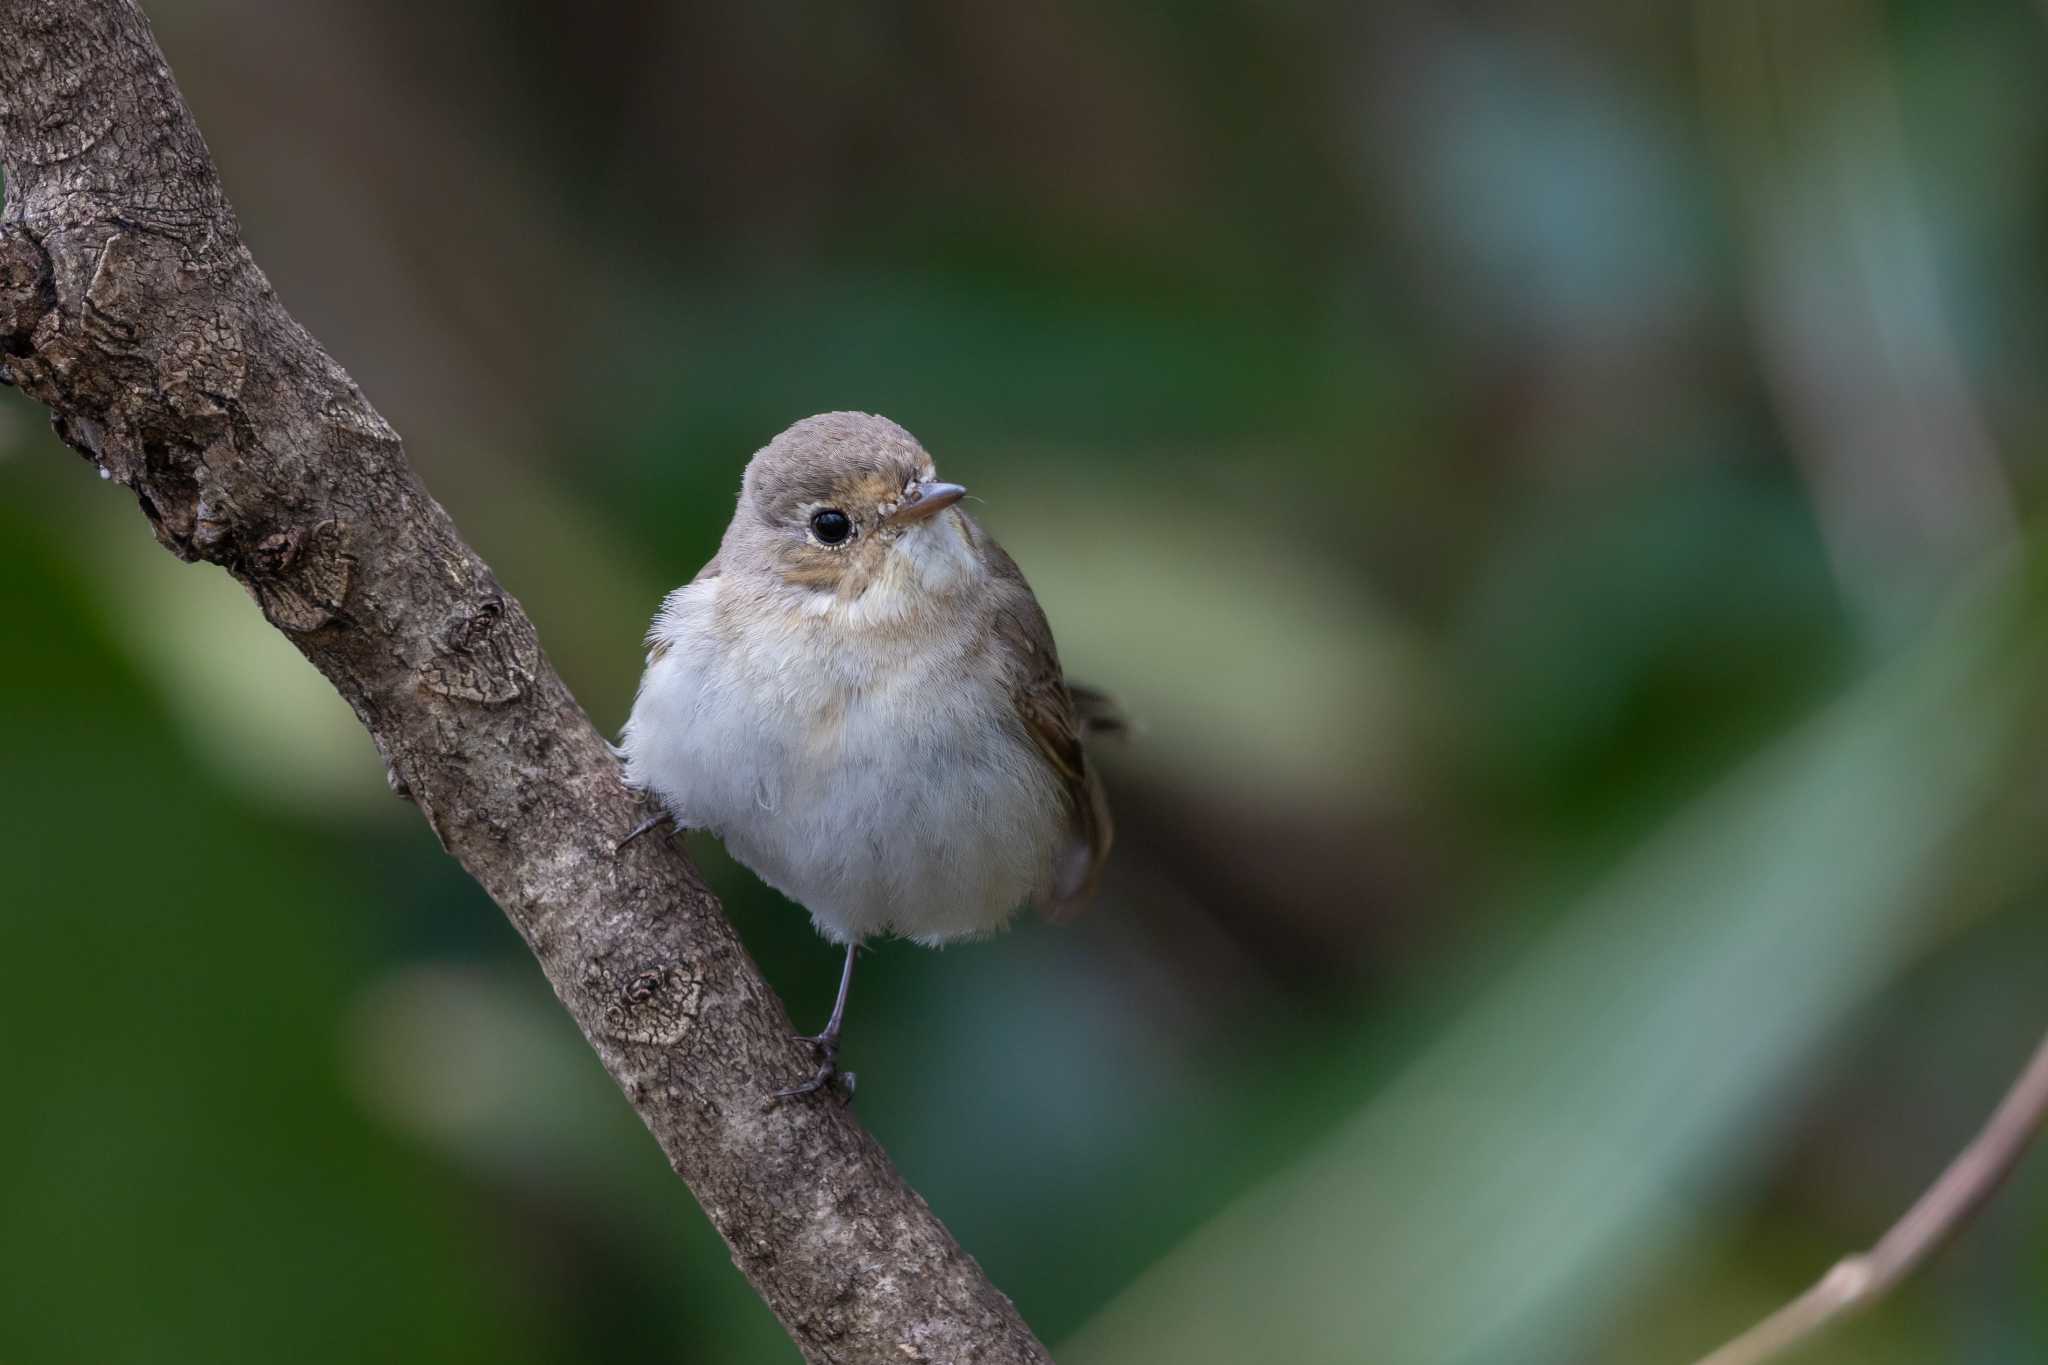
(728, 413, 979, 612)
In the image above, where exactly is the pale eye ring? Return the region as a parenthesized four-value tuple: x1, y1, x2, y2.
(809, 508, 854, 545)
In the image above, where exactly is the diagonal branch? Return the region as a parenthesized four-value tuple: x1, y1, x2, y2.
(1691, 1026, 2048, 1365)
(0, 2, 1052, 1361)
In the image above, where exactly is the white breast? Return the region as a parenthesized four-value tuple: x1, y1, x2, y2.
(618, 576, 1066, 945)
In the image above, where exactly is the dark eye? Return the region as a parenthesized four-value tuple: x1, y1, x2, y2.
(809, 509, 854, 545)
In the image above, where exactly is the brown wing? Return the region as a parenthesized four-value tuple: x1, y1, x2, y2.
(1064, 681, 1129, 739)
(984, 544, 1113, 919)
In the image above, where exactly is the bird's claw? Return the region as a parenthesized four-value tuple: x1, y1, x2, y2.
(771, 1034, 854, 1101)
(616, 811, 674, 854)
(768, 942, 860, 1103)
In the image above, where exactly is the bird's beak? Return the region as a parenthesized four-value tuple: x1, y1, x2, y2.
(885, 480, 967, 526)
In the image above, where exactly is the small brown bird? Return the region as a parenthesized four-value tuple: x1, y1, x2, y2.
(618, 412, 1114, 1096)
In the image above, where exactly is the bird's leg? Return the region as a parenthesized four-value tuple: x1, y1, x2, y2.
(774, 942, 859, 1100)
(616, 810, 676, 852)
(803, 940, 858, 1049)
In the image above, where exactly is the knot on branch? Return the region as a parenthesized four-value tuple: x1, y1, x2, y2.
(419, 594, 539, 705)
(79, 230, 248, 415)
(245, 519, 355, 632)
(1, 221, 270, 568)
(0, 227, 56, 358)
(604, 963, 706, 1046)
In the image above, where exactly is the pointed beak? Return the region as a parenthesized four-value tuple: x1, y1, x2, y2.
(884, 480, 967, 527)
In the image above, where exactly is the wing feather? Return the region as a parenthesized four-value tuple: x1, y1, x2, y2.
(983, 545, 1113, 919)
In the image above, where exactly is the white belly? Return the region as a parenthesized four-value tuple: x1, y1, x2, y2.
(618, 581, 1066, 945)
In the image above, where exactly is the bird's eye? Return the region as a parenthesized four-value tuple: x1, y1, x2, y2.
(809, 509, 854, 545)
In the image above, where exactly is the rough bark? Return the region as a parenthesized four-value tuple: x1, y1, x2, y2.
(0, 4, 1053, 1361)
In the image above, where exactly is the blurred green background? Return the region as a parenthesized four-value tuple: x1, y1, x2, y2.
(7, 2, 2048, 1361)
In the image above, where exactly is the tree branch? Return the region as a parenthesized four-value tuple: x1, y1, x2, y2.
(1692, 1026, 2048, 1365)
(0, 3, 1052, 1361)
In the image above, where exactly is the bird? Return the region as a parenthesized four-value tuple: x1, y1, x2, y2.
(617, 412, 1115, 1098)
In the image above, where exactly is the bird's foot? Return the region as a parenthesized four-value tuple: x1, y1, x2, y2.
(616, 811, 675, 853)
(771, 1032, 855, 1102)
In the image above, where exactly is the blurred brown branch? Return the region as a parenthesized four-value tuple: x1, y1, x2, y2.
(1692, 1027, 2048, 1365)
(0, 2, 1050, 1361)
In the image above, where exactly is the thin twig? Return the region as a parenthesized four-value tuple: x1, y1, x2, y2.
(1693, 1027, 2048, 1365)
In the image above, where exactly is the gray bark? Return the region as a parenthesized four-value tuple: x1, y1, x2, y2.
(0, 3, 1053, 1361)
